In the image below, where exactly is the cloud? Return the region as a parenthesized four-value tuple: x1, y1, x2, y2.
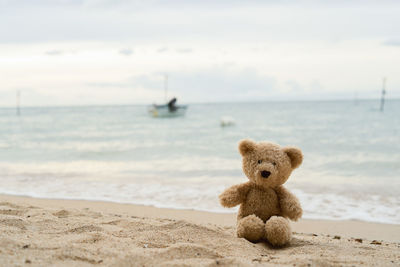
(176, 48, 193, 54)
(45, 50, 63, 55)
(157, 47, 168, 53)
(86, 74, 162, 89)
(118, 48, 134, 56)
(283, 79, 325, 96)
(83, 68, 277, 103)
(383, 39, 400, 46)
(152, 68, 277, 102)
(85, 82, 129, 88)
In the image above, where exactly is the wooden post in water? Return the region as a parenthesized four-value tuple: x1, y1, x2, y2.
(16, 90, 21, 116)
(379, 77, 386, 112)
(164, 74, 168, 102)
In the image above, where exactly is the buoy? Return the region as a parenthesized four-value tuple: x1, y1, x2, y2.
(220, 116, 235, 127)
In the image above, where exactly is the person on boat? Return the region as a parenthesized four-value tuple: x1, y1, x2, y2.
(167, 97, 178, 112)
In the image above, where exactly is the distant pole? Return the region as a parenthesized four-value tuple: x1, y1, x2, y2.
(16, 90, 21, 116)
(379, 77, 386, 112)
(164, 74, 168, 102)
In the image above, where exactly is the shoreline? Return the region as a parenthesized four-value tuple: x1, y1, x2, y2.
(1, 194, 399, 243)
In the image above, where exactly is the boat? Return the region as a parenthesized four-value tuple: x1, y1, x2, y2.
(148, 102, 188, 118)
(148, 75, 188, 118)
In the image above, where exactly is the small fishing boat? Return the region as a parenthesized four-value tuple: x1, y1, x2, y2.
(148, 101, 188, 118)
(148, 75, 188, 118)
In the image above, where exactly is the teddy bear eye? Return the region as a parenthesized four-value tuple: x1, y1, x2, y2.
(273, 162, 277, 166)
(257, 160, 262, 164)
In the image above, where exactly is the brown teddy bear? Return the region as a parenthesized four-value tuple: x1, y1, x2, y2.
(219, 139, 303, 246)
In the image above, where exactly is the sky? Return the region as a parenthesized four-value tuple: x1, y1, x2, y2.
(0, 0, 399, 106)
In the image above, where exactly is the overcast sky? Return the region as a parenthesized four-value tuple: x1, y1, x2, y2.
(0, 0, 399, 106)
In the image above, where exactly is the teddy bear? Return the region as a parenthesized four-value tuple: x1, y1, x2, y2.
(219, 139, 303, 246)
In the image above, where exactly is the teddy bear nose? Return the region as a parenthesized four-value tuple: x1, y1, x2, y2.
(261, 171, 271, 178)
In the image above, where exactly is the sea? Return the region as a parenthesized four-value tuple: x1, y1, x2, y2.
(0, 100, 399, 224)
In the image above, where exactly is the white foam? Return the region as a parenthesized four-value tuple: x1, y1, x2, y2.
(0, 171, 399, 224)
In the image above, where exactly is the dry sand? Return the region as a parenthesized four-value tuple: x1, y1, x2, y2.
(0, 194, 399, 266)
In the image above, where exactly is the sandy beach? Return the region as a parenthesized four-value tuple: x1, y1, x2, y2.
(0, 194, 399, 266)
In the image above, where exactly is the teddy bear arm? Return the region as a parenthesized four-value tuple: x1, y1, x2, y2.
(275, 186, 302, 221)
(219, 182, 251, 208)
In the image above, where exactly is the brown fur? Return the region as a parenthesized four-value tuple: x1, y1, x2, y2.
(219, 139, 303, 246)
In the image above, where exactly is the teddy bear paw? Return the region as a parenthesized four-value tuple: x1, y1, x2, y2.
(265, 216, 292, 246)
(288, 206, 303, 221)
(237, 215, 265, 242)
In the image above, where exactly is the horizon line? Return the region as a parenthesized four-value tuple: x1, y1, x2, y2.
(0, 97, 399, 109)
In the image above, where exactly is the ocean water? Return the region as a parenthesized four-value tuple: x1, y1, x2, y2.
(0, 100, 399, 224)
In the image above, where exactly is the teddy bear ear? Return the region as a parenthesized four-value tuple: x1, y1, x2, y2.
(283, 146, 303, 169)
(238, 139, 256, 156)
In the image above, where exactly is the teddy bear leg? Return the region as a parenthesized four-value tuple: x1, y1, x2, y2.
(237, 214, 265, 242)
(264, 216, 292, 246)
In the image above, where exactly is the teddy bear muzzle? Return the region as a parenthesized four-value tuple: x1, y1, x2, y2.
(261, 170, 271, 178)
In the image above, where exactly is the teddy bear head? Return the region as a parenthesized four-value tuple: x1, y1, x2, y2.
(239, 139, 303, 188)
